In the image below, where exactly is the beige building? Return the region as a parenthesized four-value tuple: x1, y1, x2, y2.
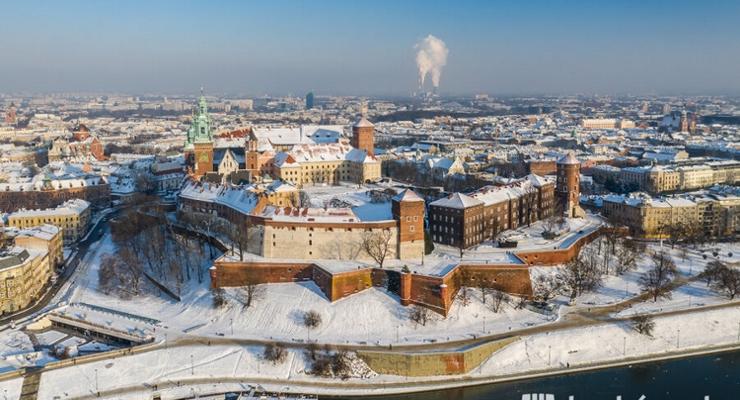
(272, 142, 381, 187)
(615, 161, 740, 194)
(179, 181, 425, 262)
(12, 224, 64, 269)
(602, 192, 739, 239)
(580, 118, 635, 129)
(7, 199, 91, 245)
(0, 246, 53, 314)
(245, 180, 299, 207)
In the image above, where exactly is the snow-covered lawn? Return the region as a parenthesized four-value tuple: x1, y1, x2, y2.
(48, 228, 554, 347)
(614, 280, 731, 317)
(209, 284, 554, 345)
(30, 300, 740, 399)
(37, 344, 291, 400)
(0, 378, 23, 400)
(482, 306, 740, 375)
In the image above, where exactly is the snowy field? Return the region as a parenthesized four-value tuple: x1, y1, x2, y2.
(26, 229, 550, 348)
(481, 306, 740, 376)
(531, 240, 739, 310)
(26, 304, 740, 400)
(210, 284, 553, 345)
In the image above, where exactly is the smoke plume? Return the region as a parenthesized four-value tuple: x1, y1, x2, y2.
(415, 34, 449, 88)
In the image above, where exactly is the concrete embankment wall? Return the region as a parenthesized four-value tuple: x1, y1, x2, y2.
(357, 337, 519, 376)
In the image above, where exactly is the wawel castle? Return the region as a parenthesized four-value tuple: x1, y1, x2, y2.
(184, 95, 381, 186)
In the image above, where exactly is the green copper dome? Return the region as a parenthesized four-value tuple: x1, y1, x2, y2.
(184, 94, 213, 149)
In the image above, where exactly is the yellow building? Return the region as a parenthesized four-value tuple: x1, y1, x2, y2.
(0, 247, 52, 314)
(245, 180, 300, 207)
(12, 224, 64, 269)
(602, 193, 739, 239)
(272, 142, 381, 187)
(7, 199, 91, 245)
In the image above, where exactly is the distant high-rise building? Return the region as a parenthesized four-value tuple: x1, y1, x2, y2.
(662, 103, 672, 115)
(305, 92, 314, 110)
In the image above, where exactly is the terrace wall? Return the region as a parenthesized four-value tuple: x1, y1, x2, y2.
(210, 226, 603, 316)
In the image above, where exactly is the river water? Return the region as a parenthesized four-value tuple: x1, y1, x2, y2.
(330, 350, 740, 400)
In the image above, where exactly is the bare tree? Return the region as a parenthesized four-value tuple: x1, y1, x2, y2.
(532, 274, 563, 304)
(477, 278, 493, 305)
(360, 229, 393, 269)
(712, 265, 740, 299)
(118, 246, 144, 295)
(614, 238, 640, 275)
(640, 251, 677, 302)
(631, 315, 655, 336)
(456, 286, 471, 307)
(490, 290, 507, 313)
(560, 253, 603, 299)
(701, 260, 727, 287)
(409, 305, 431, 327)
(212, 287, 226, 308)
(303, 310, 323, 329)
(236, 272, 263, 309)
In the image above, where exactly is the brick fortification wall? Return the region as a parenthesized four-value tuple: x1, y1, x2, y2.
(211, 227, 602, 316)
(0, 184, 111, 213)
(516, 228, 601, 265)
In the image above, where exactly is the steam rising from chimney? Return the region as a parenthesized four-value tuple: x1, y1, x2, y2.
(415, 34, 449, 89)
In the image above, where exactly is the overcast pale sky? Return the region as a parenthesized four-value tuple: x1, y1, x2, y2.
(1, 0, 739, 96)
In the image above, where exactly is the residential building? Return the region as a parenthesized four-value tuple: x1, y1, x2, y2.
(7, 199, 91, 245)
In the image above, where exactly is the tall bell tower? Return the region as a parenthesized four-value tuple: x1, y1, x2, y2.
(189, 92, 215, 179)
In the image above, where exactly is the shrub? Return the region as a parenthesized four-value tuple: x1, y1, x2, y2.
(264, 343, 287, 363)
(263, 343, 287, 364)
(631, 315, 655, 336)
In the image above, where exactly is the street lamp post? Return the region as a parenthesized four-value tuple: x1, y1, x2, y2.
(191, 354, 194, 376)
(677, 328, 680, 349)
(95, 368, 99, 395)
(230, 318, 234, 335)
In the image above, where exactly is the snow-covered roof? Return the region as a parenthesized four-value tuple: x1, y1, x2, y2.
(252, 125, 344, 146)
(392, 189, 424, 202)
(275, 143, 377, 166)
(353, 117, 374, 128)
(261, 206, 359, 223)
(430, 193, 484, 209)
(557, 152, 579, 165)
(432, 174, 553, 209)
(8, 199, 90, 218)
(179, 181, 260, 215)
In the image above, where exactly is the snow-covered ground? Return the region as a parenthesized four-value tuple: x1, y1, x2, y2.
(482, 306, 740, 376)
(28, 303, 740, 400)
(210, 284, 553, 345)
(0, 378, 23, 400)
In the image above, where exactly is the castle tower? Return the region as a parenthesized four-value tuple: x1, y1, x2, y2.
(392, 190, 425, 260)
(351, 105, 374, 156)
(556, 152, 584, 218)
